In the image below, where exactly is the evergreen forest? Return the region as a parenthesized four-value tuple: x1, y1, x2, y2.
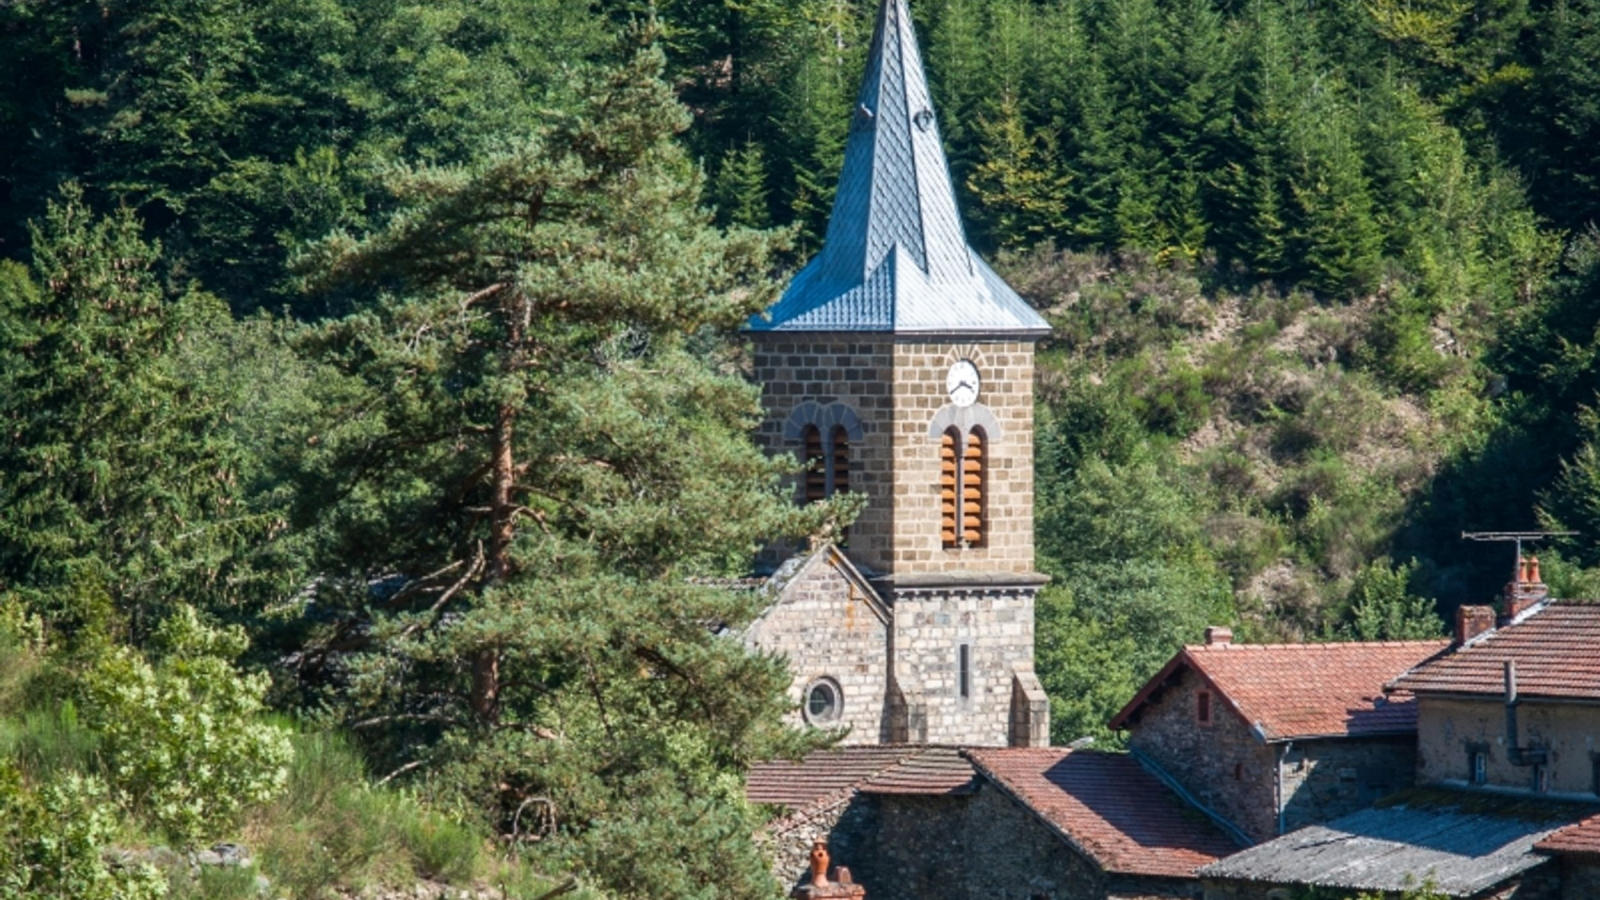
(1, 0, 1599, 896)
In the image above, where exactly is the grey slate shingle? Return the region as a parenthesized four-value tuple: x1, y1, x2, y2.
(746, 0, 1049, 338)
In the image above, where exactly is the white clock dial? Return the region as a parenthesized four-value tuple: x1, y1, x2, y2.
(946, 360, 981, 408)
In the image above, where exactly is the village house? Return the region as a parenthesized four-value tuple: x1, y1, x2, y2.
(1109, 627, 1450, 844)
(1200, 560, 1600, 899)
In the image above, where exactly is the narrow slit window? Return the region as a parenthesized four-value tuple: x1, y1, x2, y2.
(940, 428, 960, 549)
(802, 425, 825, 505)
(958, 643, 971, 700)
(962, 429, 985, 547)
(1471, 750, 1487, 785)
(1196, 690, 1213, 726)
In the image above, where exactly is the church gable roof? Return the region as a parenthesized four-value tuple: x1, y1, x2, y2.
(751, 544, 890, 628)
(746, 0, 1048, 338)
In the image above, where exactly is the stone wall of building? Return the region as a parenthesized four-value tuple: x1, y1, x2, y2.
(888, 341, 1036, 575)
(743, 551, 893, 743)
(775, 785, 1108, 900)
(1279, 737, 1417, 833)
(1415, 698, 1600, 795)
(1126, 668, 1279, 843)
(888, 584, 1037, 746)
(1559, 857, 1600, 900)
(752, 335, 897, 573)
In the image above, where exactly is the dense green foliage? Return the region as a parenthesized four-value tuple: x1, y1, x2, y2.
(3, 0, 1600, 893)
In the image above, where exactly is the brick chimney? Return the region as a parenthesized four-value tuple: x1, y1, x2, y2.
(1502, 554, 1549, 620)
(1204, 626, 1233, 647)
(1455, 604, 1495, 645)
(793, 841, 866, 900)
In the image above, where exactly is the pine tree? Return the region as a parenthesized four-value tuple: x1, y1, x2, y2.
(289, 45, 833, 897)
(0, 186, 271, 643)
(967, 93, 1071, 249)
(713, 141, 773, 228)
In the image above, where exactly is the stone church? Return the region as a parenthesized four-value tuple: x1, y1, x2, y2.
(740, 0, 1050, 749)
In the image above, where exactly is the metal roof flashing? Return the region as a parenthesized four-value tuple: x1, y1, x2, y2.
(745, 0, 1048, 338)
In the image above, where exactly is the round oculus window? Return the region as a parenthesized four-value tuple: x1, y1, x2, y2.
(803, 678, 842, 725)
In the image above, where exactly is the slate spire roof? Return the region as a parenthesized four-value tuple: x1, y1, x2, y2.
(746, 0, 1049, 337)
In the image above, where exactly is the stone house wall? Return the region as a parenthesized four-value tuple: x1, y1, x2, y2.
(1415, 698, 1600, 795)
(888, 584, 1038, 746)
(769, 784, 1115, 900)
(1558, 857, 1600, 900)
(1126, 668, 1279, 843)
(743, 552, 892, 743)
(888, 341, 1035, 575)
(1279, 737, 1417, 833)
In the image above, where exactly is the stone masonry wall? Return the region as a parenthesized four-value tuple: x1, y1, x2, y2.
(803, 786, 1106, 900)
(743, 553, 892, 743)
(889, 585, 1037, 746)
(1559, 857, 1600, 900)
(889, 341, 1035, 575)
(752, 335, 896, 573)
(1415, 698, 1600, 795)
(1279, 736, 1417, 833)
(1126, 668, 1279, 843)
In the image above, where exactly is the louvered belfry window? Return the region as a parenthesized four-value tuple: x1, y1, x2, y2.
(831, 426, 850, 495)
(940, 428, 961, 548)
(941, 427, 987, 549)
(963, 430, 986, 547)
(803, 425, 826, 505)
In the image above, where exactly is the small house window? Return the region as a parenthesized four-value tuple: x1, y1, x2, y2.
(957, 643, 972, 700)
(1196, 690, 1213, 726)
(803, 678, 842, 725)
(1533, 765, 1550, 793)
(1471, 750, 1487, 785)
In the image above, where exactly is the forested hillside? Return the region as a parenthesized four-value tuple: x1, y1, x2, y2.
(1, 0, 1599, 894)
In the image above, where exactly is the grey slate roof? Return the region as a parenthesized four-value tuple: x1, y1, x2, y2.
(746, 0, 1049, 338)
(1199, 788, 1598, 897)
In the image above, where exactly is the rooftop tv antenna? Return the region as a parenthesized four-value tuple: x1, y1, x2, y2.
(1461, 530, 1576, 579)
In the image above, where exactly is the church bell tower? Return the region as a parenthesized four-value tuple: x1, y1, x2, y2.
(745, 0, 1050, 747)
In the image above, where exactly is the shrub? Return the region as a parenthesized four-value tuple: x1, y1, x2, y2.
(82, 605, 292, 846)
(0, 765, 166, 900)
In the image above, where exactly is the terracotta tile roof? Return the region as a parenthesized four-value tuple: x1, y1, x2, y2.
(1110, 639, 1451, 741)
(746, 745, 973, 811)
(966, 748, 1241, 878)
(1536, 813, 1600, 856)
(1388, 600, 1600, 699)
(858, 745, 977, 796)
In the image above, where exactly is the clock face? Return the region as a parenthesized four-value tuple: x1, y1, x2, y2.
(946, 360, 981, 408)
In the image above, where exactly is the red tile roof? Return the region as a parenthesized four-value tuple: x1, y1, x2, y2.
(1537, 813, 1600, 856)
(1110, 640, 1449, 741)
(746, 745, 974, 811)
(858, 746, 977, 796)
(967, 748, 1241, 878)
(1388, 600, 1600, 699)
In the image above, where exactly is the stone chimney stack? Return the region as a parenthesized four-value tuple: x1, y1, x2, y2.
(1455, 604, 1496, 646)
(1204, 626, 1233, 647)
(1502, 554, 1549, 620)
(792, 841, 866, 900)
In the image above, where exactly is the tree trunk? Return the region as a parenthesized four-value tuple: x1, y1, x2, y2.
(473, 289, 525, 727)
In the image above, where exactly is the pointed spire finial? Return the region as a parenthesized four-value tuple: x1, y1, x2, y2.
(748, 0, 1049, 338)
